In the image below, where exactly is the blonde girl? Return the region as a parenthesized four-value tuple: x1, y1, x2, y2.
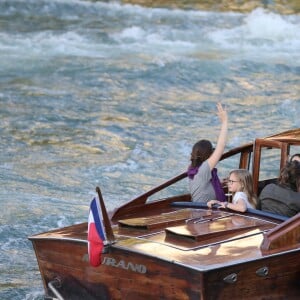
(208, 169, 257, 212)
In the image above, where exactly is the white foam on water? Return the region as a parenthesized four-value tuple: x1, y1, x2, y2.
(208, 8, 300, 59)
(1, 3, 298, 66)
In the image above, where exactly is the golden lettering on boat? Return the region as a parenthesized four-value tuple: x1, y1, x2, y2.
(102, 256, 147, 274)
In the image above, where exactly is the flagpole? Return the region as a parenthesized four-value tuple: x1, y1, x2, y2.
(96, 186, 115, 244)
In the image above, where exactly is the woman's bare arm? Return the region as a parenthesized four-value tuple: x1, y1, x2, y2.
(207, 103, 228, 170)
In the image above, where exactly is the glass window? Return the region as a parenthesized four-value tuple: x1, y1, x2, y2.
(218, 154, 243, 178)
(259, 147, 281, 181)
(289, 145, 300, 161)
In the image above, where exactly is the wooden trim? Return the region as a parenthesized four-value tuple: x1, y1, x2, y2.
(111, 172, 187, 221)
(260, 213, 300, 255)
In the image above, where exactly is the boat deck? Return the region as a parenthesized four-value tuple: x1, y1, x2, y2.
(30, 207, 290, 272)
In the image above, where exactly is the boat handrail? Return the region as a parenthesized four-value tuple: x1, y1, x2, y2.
(246, 208, 288, 221)
(171, 201, 208, 209)
(171, 202, 289, 222)
(111, 172, 188, 221)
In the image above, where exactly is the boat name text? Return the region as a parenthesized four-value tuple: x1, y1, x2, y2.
(102, 257, 147, 273)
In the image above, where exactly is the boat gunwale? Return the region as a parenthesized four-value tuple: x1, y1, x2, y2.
(29, 226, 300, 273)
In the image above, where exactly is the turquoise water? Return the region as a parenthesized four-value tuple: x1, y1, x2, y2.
(0, 1, 299, 299)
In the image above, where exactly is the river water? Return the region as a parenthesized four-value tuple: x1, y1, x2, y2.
(0, 0, 299, 299)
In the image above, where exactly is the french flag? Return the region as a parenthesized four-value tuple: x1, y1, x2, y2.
(88, 197, 106, 267)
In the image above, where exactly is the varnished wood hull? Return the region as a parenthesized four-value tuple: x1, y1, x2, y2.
(30, 220, 300, 299)
(32, 239, 202, 299)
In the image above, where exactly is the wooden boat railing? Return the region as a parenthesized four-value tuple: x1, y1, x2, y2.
(111, 172, 188, 221)
(260, 213, 300, 255)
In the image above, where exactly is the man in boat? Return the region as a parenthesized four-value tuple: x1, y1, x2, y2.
(290, 153, 300, 162)
(259, 160, 300, 217)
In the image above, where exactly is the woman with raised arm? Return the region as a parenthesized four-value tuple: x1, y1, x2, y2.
(188, 103, 228, 203)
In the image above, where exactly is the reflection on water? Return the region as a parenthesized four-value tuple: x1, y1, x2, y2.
(123, 0, 300, 14)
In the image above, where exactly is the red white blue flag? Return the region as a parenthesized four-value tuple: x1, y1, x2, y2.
(88, 197, 106, 267)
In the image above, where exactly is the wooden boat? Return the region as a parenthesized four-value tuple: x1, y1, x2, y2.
(29, 128, 300, 300)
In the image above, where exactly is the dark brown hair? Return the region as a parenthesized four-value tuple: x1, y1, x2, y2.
(190, 139, 213, 168)
(290, 153, 300, 162)
(278, 160, 300, 192)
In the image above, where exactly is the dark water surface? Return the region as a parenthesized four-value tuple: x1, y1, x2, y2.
(0, 0, 299, 299)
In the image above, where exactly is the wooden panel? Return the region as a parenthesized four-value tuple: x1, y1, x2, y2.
(261, 213, 300, 254)
(32, 237, 300, 299)
(32, 239, 204, 300)
(118, 209, 230, 230)
(204, 250, 300, 299)
(165, 215, 275, 242)
(29, 222, 88, 241)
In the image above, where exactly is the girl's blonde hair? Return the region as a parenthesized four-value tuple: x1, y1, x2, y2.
(229, 169, 257, 208)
